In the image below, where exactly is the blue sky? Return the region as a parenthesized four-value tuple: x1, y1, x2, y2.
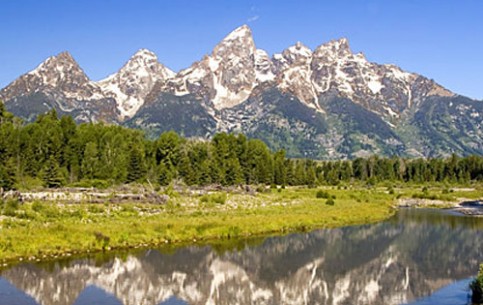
(1, 0, 482, 99)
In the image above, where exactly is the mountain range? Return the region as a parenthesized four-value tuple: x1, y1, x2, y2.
(1, 25, 482, 159)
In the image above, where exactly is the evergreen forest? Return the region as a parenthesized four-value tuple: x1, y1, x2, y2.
(1, 101, 483, 191)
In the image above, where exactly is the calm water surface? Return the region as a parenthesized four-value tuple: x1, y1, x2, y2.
(0, 209, 482, 305)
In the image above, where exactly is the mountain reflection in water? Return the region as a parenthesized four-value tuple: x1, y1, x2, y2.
(0, 209, 482, 305)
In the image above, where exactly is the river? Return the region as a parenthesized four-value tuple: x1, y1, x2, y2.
(0, 209, 482, 305)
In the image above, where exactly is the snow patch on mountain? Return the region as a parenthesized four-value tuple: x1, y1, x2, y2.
(368, 80, 383, 94)
(275, 42, 319, 108)
(163, 25, 258, 110)
(254, 49, 275, 83)
(97, 49, 174, 118)
(0, 24, 459, 128)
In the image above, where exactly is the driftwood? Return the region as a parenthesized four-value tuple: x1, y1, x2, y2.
(183, 184, 256, 196)
(20, 189, 169, 205)
(16, 183, 262, 205)
(2, 189, 23, 203)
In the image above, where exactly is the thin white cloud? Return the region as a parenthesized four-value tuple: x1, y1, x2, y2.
(247, 15, 259, 23)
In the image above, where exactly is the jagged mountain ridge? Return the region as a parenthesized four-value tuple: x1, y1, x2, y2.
(0, 52, 120, 123)
(1, 25, 481, 158)
(98, 49, 175, 118)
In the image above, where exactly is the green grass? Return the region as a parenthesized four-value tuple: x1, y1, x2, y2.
(0, 183, 481, 264)
(0, 187, 397, 263)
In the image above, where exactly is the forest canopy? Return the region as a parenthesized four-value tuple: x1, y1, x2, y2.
(1, 101, 483, 190)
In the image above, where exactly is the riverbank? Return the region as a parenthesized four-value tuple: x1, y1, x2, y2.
(0, 187, 397, 264)
(0, 184, 481, 264)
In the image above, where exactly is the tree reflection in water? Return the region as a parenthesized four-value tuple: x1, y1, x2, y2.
(0, 209, 481, 305)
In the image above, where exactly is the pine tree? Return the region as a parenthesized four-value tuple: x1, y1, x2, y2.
(178, 152, 196, 185)
(0, 100, 14, 124)
(156, 131, 182, 167)
(81, 141, 99, 179)
(42, 156, 64, 188)
(305, 161, 317, 187)
(158, 161, 173, 186)
(127, 145, 146, 183)
(273, 150, 287, 185)
(225, 157, 243, 185)
(0, 159, 16, 190)
(198, 160, 212, 185)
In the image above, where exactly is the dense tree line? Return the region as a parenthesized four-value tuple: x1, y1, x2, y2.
(0, 101, 482, 190)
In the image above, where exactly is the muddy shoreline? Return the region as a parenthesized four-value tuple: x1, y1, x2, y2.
(397, 198, 483, 216)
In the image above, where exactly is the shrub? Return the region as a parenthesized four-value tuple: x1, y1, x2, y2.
(2, 199, 19, 216)
(367, 177, 377, 186)
(199, 192, 227, 205)
(164, 184, 180, 198)
(71, 179, 111, 189)
(412, 193, 438, 200)
(470, 264, 483, 303)
(15, 176, 43, 191)
(32, 201, 44, 212)
(441, 188, 454, 194)
(94, 231, 111, 250)
(30, 201, 61, 219)
(316, 190, 336, 200)
(316, 190, 330, 199)
(88, 204, 105, 214)
(326, 198, 335, 206)
(211, 193, 227, 205)
(387, 186, 395, 194)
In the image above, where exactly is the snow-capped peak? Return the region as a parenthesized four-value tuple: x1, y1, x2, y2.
(28, 51, 89, 87)
(287, 42, 313, 59)
(213, 25, 256, 58)
(208, 25, 256, 108)
(222, 24, 252, 42)
(132, 48, 157, 59)
(97, 48, 174, 118)
(163, 25, 258, 109)
(313, 37, 352, 60)
(127, 48, 174, 79)
(0, 51, 108, 103)
(275, 42, 319, 108)
(1, 25, 459, 128)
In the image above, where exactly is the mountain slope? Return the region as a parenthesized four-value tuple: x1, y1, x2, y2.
(1, 25, 482, 159)
(97, 49, 175, 118)
(401, 95, 483, 156)
(161, 25, 260, 109)
(0, 52, 119, 123)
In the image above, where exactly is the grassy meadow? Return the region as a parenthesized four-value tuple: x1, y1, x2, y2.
(0, 183, 481, 264)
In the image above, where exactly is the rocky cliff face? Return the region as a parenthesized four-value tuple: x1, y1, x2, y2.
(160, 25, 261, 110)
(97, 49, 175, 118)
(0, 52, 120, 123)
(1, 25, 481, 158)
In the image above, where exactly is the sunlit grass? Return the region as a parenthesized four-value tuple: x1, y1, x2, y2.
(0, 183, 481, 263)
